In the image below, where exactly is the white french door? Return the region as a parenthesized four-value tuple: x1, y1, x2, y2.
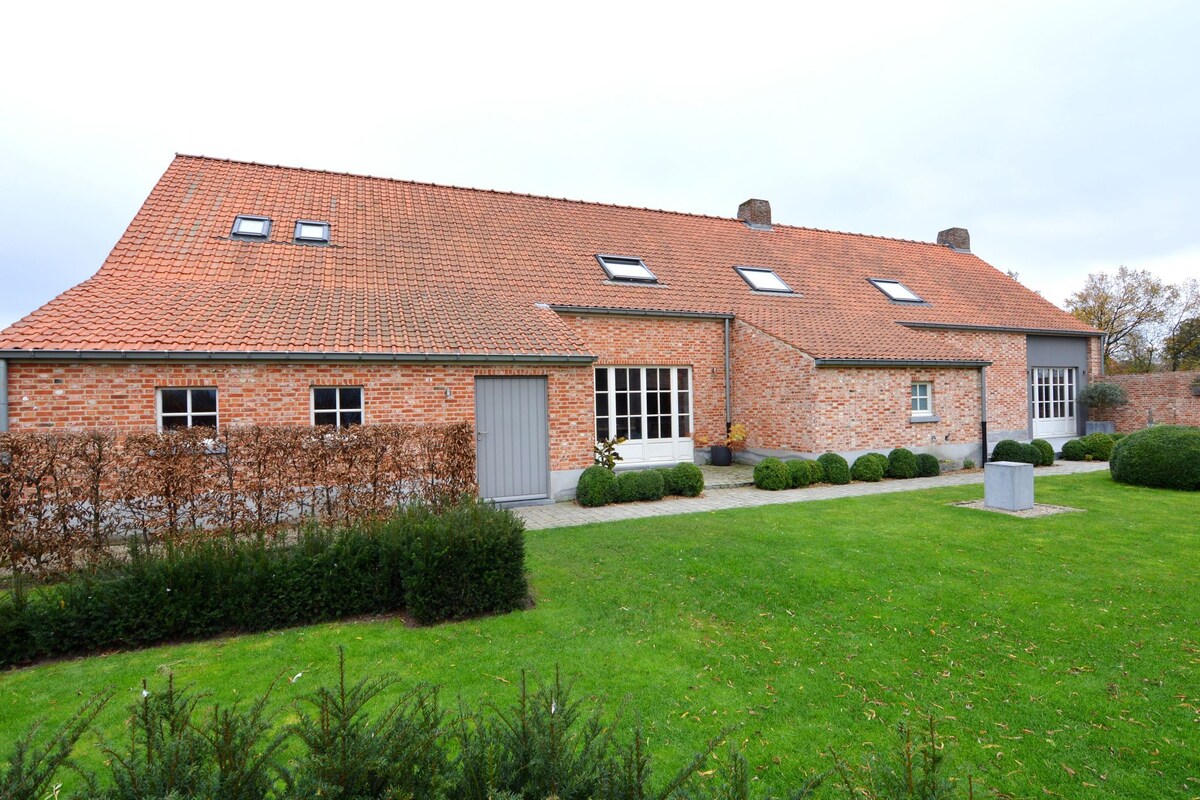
(1030, 367, 1077, 437)
(594, 366, 694, 465)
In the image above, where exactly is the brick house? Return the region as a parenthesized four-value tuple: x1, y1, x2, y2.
(0, 156, 1101, 502)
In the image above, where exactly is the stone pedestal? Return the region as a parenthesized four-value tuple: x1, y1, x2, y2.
(984, 461, 1034, 511)
(1085, 421, 1116, 435)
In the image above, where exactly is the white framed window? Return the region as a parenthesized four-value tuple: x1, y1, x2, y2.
(734, 266, 793, 293)
(869, 278, 924, 303)
(595, 367, 691, 441)
(596, 254, 657, 283)
(312, 387, 363, 428)
(232, 215, 271, 238)
(158, 388, 218, 430)
(911, 382, 932, 416)
(294, 220, 331, 244)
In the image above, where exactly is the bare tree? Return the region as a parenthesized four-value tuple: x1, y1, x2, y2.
(1065, 267, 1179, 369)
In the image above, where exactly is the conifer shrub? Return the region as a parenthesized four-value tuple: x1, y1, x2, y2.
(667, 463, 705, 497)
(575, 466, 617, 507)
(1110, 425, 1200, 490)
(786, 459, 812, 488)
(915, 453, 941, 477)
(1030, 438, 1056, 466)
(1061, 438, 1088, 461)
(885, 447, 918, 479)
(753, 458, 791, 491)
(851, 454, 886, 482)
(817, 452, 851, 484)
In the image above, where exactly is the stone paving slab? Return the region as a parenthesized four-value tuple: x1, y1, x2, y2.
(516, 461, 1110, 530)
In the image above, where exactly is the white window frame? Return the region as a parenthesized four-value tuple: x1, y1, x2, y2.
(311, 386, 364, 428)
(594, 366, 693, 465)
(869, 278, 924, 303)
(157, 387, 219, 431)
(734, 266, 793, 293)
(294, 220, 331, 244)
(911, 381, 932, 417)
(231, 215, 271, 238)
(596, 254, 658, 283)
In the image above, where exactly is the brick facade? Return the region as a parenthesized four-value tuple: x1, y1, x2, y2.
(1089, 370, 1200, 431)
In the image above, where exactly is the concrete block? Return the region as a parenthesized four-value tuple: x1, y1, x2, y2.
(1085, 421, 1116, 435)
(984, 461, 1034, 511)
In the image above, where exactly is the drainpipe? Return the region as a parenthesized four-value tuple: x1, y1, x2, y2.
(723, 318, 732, 433)
(979, 365, 988, 463)
(0, 359, 8, 432)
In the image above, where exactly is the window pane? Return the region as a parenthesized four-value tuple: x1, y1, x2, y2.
(161, 389, 188, 414)
(236, 217, 265, 235)
(340, 388, 362, 409)
(191, 414, 218, 429)
(340, 411, 362, 427)
(677, 369, 689, 390)
(629, 370, 641, 391)
(616, 394, 628, 416)
(615, 369, 627, 391)
(595, 393, 608, 416)
(298, 223, 327, 240)
(313, 388, 337, 410)
(648, 417, 660, 439)
(678, 394, 689, 414)
(647, 393, 659, 414)
(629, 394, 642, 415)
(659, 391, 671, 413)
(314, 412, 338, 426)
(679, 417, 691, 437)
(628, 417, 642, 440)
(597, 419, 610, 440)
(191, 389, 217, 413)
(646, 369, 658, 390)
(161, 415, 189, 430)
(616, 418, 629, 439)
(595, 368, 608, 391)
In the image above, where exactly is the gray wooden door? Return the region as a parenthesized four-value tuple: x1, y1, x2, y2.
(475, 377, 549, 503)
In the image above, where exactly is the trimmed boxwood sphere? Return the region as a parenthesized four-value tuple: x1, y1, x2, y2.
(668, 462, 705, 497)
(786, 459, 812, 488)
(753, 457, 791, 491)
(851, 454, 886, 482)
(1079, 432, 1116, 461)
(615, 471, 641, 503)
(1061, 439, 1087, 461)
(1110, 425, 1200, 490)
(886, 447, 918, 479)
(915, 453, 940, 477)
(807, 459, 826, 483)
(991, 439, 1025, 462)
(576, 465, 617, 507)
(817, 452, 851, 485)
(1030, 438, 1055, 466)
(635, 469, 666, 501)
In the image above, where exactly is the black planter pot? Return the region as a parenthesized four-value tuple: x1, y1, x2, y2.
(710, 445, 733, 466)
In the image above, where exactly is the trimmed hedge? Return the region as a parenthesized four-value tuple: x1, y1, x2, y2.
(666, 463, 705, 497)
(0, 499, 528, 666)
(886, 448, 918, 479)
(753, 458, 791, 491)
(1061, 438, 1088, 461)
(915, 453, 941, 477)
(576, 466, 618, 507)
(786, 459, 813, 488)
(1110, 425, 1200, 490)
(817, 452, 851, 485)
(851, 454, 887, 482)
(1030, 439, 1055, 466)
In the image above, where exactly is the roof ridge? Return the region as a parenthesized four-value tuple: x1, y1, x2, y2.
(171, 153, 950, 249)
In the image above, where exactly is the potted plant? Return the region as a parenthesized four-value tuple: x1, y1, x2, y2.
(697, 423, 746, 467)
(1077, 381, 1129, 434)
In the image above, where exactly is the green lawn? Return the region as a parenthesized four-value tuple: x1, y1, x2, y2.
(1, 472, 1196, 798)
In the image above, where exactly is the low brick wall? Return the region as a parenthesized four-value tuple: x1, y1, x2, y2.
(1089, 371, 1200, 431)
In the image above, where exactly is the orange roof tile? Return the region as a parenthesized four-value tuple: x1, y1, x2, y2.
(0, 155, 1098, 361)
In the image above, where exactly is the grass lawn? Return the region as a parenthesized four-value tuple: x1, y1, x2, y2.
(1, 471, 1196, 798)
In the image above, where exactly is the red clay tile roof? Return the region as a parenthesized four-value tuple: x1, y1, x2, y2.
(0, 155, 1098, 361)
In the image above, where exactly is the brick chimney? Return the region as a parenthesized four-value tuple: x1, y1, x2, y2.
(738, 199, 772, 229)
(937, 227, 970, 251)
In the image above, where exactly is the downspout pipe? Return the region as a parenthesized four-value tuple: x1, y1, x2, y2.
(979, 365, 988, 464)
(0, 359, 8, 433)
(723, 318, 732, 433)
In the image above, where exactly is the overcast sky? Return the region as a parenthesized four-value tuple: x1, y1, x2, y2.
(2, 0, 1197, 330)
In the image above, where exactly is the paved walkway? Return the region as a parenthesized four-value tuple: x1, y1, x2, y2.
(515, 461, 1110, 530)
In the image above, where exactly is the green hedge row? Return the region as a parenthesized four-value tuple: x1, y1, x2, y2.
(754, 448, 941, 491)
(0, 500, 527, 667)
(576, 463, 704, 507)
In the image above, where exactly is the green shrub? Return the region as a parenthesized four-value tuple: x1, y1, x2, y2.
(1061, 438, 1087, 461)
(1079, 432, 1116, 461)
(635, 470, 666, 501)
(962, 458, 976, 469)
(614, 472, 641, 503)
(990, 439, 1025, 462)
(915, 453, 941, 477)
(0, 500, 527, 665)
(575, 466, 617, 507)
(1110, 425, 1200, 490)
(786, 459, 812, 488)
(817, 452, 851, 485)
(667, 463, 705, 497)
(753, 458, 791, 491)
(806, 459, 826, 483)
(1111, 432, 1126, 441)
(851, 454, 886, 482)
(885, 447, 918, 479)
(1030, 438, 1055, 466)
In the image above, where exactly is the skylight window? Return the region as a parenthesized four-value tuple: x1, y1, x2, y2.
(869, 279, 924, 303)
(596, 254, 657, 283)
(231, 215, 270, 238)
(294, 220, 330, 244)
(735, 266, 793, 293)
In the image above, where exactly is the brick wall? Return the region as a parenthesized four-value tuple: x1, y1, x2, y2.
(1089, 370, 1200, 431)
(6, 361, 595, 471)
(917, 329, 1029, 436)
(730, 321, 816, 450)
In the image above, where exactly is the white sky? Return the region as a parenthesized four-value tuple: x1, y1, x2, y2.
(1, 0, 1197, 329)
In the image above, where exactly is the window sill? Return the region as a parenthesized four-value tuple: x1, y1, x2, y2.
(909, 415, 940, 424)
